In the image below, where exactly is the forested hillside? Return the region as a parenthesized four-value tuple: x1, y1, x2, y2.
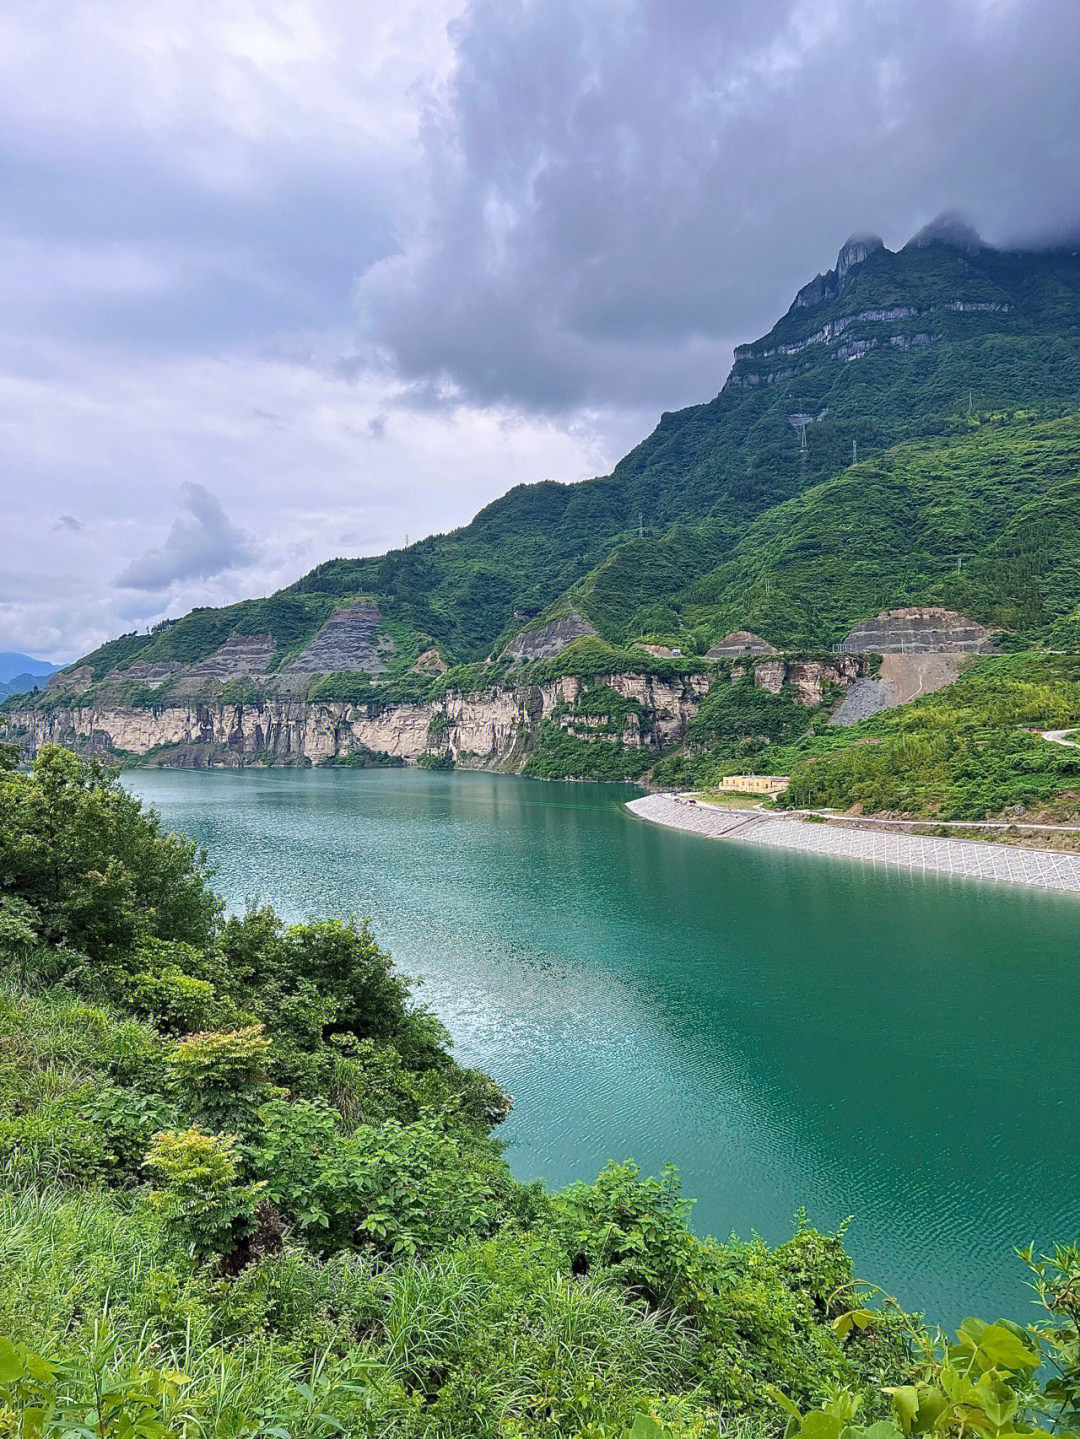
(569, 411, 1080, 649)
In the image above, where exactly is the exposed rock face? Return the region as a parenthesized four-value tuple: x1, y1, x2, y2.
(189, 633, 276, 678)
(46, 664, 93, 693)
(117, 660, 184, 688)
(3, 666, 761, 771)
(284, 603, 390, 677)
(161, 634, 277, 701)
(790, 234, 883, 309)
(501, 612, 597, 660)
(752, 656, 861, 704)
(706, 630, 778, 660)
(753, 659, 787, 695)
(829, 652, 965, 726)
(836, 234, 884, 287)
(411, 647, 448, 675)
(839, 607, 999, 654)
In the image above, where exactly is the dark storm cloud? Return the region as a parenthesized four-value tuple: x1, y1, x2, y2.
(358, 0, 1080, 412)
(113, 484, 259, 595)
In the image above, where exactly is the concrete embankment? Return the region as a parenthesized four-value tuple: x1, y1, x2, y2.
(626, 794, 1080, 894)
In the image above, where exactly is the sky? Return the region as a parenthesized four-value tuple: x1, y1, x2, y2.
(3, 0, 1079, 661)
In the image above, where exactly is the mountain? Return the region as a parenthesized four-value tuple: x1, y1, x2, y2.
(0, 654, 61, 703)
(0, 674, 50, 703)
(8, 215, 1080, 799)
(0, 653, 60, 684)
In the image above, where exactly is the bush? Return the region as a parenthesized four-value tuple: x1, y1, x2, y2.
(143, 1127, 265, 1260)
(166, 1025, 275, 1129)
(0, 746, 220, 980)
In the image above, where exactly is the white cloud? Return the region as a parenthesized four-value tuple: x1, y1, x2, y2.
(113, 483, 260, 593)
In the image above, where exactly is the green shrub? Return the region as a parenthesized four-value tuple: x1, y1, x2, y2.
(123, 967, 224, 1036)
(0, 746, 220, 980)
(166, 1025, 275, 1129)
(0, 1334, 195, 1439)
(143, 1127, 265, 1260)
(252, 1104, 517, 1259)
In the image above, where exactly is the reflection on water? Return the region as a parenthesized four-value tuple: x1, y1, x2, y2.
(125, 766, 1080, 1325)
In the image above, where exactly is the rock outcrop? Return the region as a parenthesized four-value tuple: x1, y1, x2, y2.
(791, 234, 884, 310)
(752, 656, 861, 704)
(501, 612, 597, 661)
(4, 656, 848, 773)
(283, 602, 390, 679)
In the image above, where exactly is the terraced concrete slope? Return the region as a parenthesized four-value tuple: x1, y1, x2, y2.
(839, 607, 999, 654)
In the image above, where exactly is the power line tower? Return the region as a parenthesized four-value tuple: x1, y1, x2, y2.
(638, 511, 644, 539)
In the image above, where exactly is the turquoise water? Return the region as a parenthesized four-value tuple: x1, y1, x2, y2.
(124, 766, 1080, 1326)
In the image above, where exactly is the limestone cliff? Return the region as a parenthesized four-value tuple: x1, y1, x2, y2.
(2, 662, 821, 773)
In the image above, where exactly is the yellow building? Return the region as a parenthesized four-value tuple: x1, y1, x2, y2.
(717, 774, 789, 795)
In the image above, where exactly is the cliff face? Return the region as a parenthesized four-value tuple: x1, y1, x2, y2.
(4, 669, 719, 772)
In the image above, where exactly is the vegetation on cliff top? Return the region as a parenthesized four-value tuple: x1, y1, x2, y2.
(2, 742, 1078, 1438)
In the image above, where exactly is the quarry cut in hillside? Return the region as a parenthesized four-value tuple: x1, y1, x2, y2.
(283, 602, 391, 678)
(706, 631, 778, 660)
(6, 605, 1001, 767)
(501, 613, 597, 660)
(830, 608, 993, 725)
(839, 606, 1000, 655)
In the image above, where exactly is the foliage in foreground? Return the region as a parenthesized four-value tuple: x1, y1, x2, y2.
(0, 744, 1076, 1437)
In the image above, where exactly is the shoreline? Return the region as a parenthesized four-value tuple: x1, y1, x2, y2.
(626, 793, 1080, 894)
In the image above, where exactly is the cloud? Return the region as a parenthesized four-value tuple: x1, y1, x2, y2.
(112, 483, 260, 594)
(4, 0, 1080, 657)
(356, 0, 1080, 412)
(54, 514, 82, 531)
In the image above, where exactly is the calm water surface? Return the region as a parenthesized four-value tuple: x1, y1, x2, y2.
(124, 767, 1080, 1325)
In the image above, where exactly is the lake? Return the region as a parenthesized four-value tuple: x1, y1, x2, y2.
(124, 766, 1080, 1326)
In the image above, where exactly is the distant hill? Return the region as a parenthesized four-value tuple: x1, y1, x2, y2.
(0, 654, 61, 703)
(0, 653, 60, 684)
(0, 674, 51, 703)
(32, 215, 1080, 697)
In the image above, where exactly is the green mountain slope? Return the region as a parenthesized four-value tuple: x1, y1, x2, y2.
(48, 222, 1080, 678)
(570, 411, 1080, 649)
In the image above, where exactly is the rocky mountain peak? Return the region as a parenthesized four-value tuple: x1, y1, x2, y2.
(836, 233, 884, 288)
(790, 232, 884, 310)
(904, 211, 986, 254)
